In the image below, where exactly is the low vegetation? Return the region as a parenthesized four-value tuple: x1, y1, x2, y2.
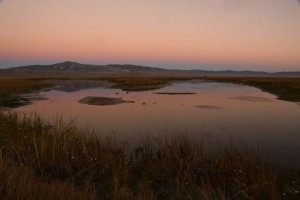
(99, 77, 174, 91)
(90, 76, 202, 91)
(202, 77, 300, 102)
(0, 111, 300, 199)
(0, 78, 50, 108)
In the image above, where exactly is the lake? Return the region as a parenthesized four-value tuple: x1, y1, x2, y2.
(14, 80, 300, 167)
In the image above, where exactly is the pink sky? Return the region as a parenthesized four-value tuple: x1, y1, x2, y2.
(0, 0, 300, 71)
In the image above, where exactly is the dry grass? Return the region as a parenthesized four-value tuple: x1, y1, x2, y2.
(0, 78, 49, 94)
(98, 77, 191, 91)
(0, 161, 97, 200)
(202, 77, 300, 102)
(1, 111, 299, 199)
(0, 78, 51, 107)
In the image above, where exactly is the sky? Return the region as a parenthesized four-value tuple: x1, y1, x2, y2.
(0, 0, 300, 71)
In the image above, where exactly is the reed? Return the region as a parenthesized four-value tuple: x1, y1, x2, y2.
(1, 111, 299, 199)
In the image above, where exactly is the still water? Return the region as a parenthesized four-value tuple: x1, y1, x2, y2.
(15, 81, 300, 167)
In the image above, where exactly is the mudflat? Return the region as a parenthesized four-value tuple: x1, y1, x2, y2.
(154, 92, 196, 95)
(79, 96, 135, 106)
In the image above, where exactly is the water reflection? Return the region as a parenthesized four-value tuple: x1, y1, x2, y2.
(14, 82, 300, 167)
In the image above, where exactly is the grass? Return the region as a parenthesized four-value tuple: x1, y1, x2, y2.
(99, 77, 185, 91)
(0, 78, 51, 107)
(1, 111, 300, 199)
(0, 78, 50, 94)
(202, 77, 300, 102)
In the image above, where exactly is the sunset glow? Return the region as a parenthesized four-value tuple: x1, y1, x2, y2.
(1, 0, 300, 71)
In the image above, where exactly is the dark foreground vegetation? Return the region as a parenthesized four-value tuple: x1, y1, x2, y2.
(0, 112, 300, 200)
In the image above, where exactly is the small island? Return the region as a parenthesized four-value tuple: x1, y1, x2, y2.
(79, 96, 135, 106)
(154, 92, 196, 95)
(195, 105, 222, 110)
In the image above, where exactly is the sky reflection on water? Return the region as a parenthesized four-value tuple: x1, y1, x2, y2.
(15, 82, 300, 167)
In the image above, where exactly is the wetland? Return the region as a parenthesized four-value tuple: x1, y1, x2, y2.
(1, 76, 300, 199)
(9, 79, 300, 168)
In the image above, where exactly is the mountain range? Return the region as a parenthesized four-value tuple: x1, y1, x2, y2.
(0, 61, 299, 77)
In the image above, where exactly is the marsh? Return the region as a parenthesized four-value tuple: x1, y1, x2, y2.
(14, 81, 300, 168)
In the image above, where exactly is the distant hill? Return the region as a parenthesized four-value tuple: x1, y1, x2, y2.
(0, 61, 299, 78)
(0, 61, 168, 77)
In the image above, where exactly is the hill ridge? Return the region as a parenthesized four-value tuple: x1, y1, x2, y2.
(0, 61, 299, 78)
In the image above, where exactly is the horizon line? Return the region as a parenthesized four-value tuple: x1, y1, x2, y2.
(1, 60, 300, 74)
